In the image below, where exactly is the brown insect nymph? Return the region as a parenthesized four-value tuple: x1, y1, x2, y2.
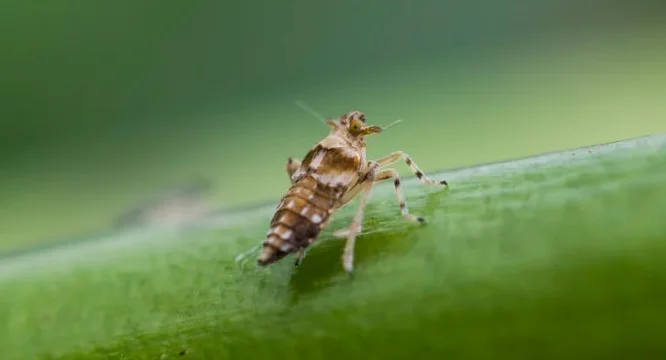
(251, 110, 448, 274)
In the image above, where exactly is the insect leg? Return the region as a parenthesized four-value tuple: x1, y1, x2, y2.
(294, 248, 307, 267)
(332, 184, 367, 238)
(374, 151, 448, 186)
(342, 180, 374, 274)
(234, 244, 263, 270)
(286, 157, 301, 183)
(375, 168, 424, 223)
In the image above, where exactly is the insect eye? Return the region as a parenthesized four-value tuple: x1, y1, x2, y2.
(349, 119, 363, 134)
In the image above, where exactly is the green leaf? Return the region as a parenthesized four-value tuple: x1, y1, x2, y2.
(2, 134, 666, 360)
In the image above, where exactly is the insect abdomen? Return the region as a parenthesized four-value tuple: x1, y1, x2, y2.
(257, 175, 336, 266)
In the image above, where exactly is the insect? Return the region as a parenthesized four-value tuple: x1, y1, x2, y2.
(242, 110, 448, 274)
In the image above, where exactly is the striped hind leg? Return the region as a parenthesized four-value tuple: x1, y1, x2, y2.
(374, 168, 425, 223)
(374, 151, 448, 186)
(332, 166, 424, 238)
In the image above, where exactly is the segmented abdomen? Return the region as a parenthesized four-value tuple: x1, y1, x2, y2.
(257, 175, 338, 266)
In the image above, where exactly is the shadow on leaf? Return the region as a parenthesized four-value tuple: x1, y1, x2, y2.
(286, 187, 450, 304)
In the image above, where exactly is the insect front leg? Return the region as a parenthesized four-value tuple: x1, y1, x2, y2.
(374, 168, 425, 223)
(341, 179, 374, 274)
(285, 157, 301, 183)
(375, 151, 448, 186)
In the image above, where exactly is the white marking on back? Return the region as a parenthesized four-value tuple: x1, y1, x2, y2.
(309, 151, 326, 169)
(311, 214, 322, 224)
(279, 229, 293, 240)
(340, 146, 361, 160)
(314, 172, 356, 187)
(279, 242, 292, 252)
(300, 206, 310, 217)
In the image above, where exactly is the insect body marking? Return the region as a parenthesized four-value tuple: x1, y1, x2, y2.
(247, 109, 448, 274)
(257, 139, 364, 266)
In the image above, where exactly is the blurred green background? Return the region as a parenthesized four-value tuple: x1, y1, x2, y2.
(1, 0, 665, 252)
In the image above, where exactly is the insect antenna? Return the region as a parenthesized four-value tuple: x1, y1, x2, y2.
(380, 119, 403, 131)
(295, 100, 328, 126)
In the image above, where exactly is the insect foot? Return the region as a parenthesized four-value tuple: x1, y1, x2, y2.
(234, 244, 262, 271)
(343, 254, 355, 274)
(333, 225, 362, 238)
(293, 249, 307, 267)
